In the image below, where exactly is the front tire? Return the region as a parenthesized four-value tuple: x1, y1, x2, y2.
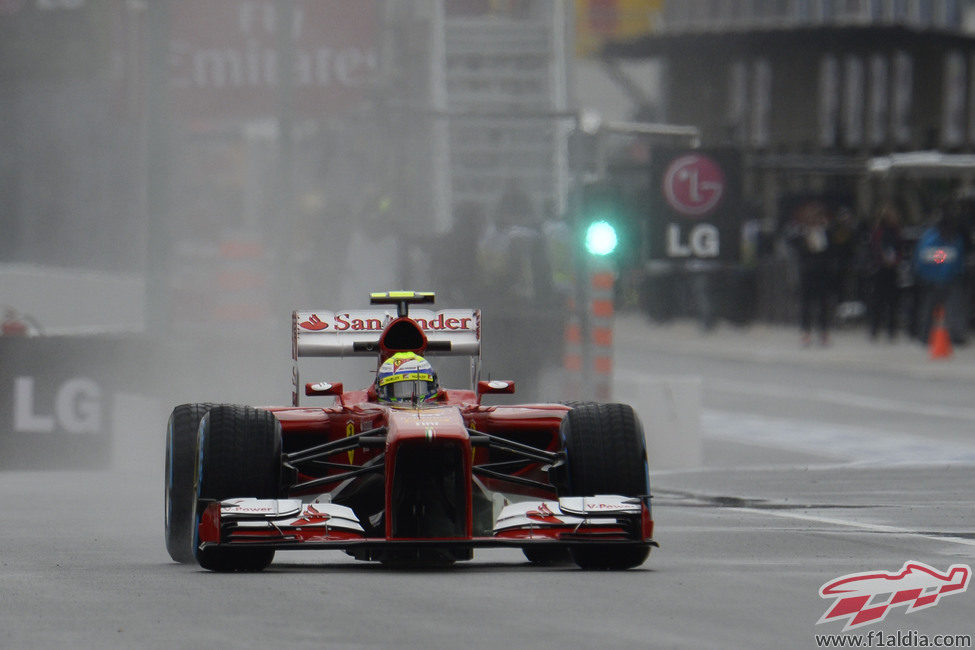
(523, 547, 572, 566)
(195, 405, 283, 572)
(165, 403, 216, 563)
(559, 403, 650, 570)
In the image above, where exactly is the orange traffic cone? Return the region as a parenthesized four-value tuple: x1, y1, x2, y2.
(929, 306, 953, 360)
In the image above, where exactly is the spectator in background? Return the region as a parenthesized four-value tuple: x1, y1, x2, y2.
(832, 206, 860, 305)
(787, 201, 836, 347)
(475, 181, 555, 400)
(867, 202, 904, 341)
(914, 204, 968, 344)
(437, 201, 488, 304)
(477, 180, 552, 301)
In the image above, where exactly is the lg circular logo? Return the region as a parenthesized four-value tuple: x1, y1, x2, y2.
(662, 154, 725, 217)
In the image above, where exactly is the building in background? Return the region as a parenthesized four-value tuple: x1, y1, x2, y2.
(600, 0, 975, 226)
(580, 0, 975, 325)
(378, 1, 577, 398)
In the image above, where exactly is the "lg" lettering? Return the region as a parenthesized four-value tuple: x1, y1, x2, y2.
(13, 376, 102, 434)
(666, 223, 720, 258)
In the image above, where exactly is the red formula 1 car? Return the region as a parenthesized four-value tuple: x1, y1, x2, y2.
(164, 292, 655, 571)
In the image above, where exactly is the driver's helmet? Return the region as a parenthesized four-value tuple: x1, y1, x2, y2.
(376, 352, 439, 404)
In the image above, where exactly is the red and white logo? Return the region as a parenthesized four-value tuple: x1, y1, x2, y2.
(299, 314, 329, 331)
(818, 561, 971, 631)
(526, 503, 563, 524)
(292, 504, 332, 527)
(662, 154, 725, 218)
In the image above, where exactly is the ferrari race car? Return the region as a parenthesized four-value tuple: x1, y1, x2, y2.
(165, 291, 655, 571)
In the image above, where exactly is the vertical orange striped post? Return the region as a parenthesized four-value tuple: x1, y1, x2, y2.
(562, 267, 615, 402)
(562, 296, 583, 401)
(590, 267, 615, 402)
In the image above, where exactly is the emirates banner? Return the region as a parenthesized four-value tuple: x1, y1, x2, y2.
(169, 0, 378, 119)
(648, 149, 743, 263)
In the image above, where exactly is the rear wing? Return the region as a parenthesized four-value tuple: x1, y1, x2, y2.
(292, 308, 480, 359)
(291, 293, 482, 405)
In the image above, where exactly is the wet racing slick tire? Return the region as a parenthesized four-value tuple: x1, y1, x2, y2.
(558, 402, 651, 570)
(522, 546, 573, 566)
(165, 402, 217, 563)
(195, 405, 283, 572)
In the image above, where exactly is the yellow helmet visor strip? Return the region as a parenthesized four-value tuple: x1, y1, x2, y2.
(379, 372, 433, 387)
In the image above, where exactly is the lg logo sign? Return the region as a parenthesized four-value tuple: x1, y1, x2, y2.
(13, 376, 102, 434)
(662, 154, 726, 259)
(663, 154, 725, 217)
(666, 223, 720, 258)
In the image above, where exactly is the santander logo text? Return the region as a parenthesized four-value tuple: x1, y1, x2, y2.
(818, 561, 970, 631)
(299, 311, 474, 333)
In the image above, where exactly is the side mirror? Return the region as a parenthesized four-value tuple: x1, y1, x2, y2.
(305, 381, 344, 397)
(477, 380, 515, 396)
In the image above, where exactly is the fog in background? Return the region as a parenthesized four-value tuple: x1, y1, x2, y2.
(0, 1, 598, 472)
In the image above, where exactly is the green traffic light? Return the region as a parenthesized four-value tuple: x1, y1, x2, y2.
(585, 220, 619, 256)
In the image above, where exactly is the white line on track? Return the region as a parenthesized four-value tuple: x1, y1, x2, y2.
(703, 410, 975, 465)
(727, 506, 975, 550)
(709, 378, 975, 422)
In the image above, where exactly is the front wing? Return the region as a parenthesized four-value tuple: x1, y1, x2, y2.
(197, 495, 656, 554)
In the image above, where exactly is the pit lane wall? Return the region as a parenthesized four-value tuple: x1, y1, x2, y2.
(0, 338, 139, 469)
(0, 264, 144, 337)
(0, 264, 146, 469)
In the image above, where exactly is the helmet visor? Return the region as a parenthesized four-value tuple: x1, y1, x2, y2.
(380, 372, 436, 402)
(388, 379, 435, 401)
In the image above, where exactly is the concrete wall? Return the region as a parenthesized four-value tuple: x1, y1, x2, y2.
(0, 264, 144, 336)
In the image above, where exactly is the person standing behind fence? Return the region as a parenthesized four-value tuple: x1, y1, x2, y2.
(867, 202, 904, 341)
(914, 205, 967, 345)
(832, 206, 860, 306)
(787, 201, 837, 347)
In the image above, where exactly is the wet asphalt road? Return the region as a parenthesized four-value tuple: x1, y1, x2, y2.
(3, 316, 974, 648)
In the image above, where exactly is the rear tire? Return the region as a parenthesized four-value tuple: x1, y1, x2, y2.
(559, 403, 650, 570)
(195, 405, 283, 572)
(165, 403, 216, 563)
